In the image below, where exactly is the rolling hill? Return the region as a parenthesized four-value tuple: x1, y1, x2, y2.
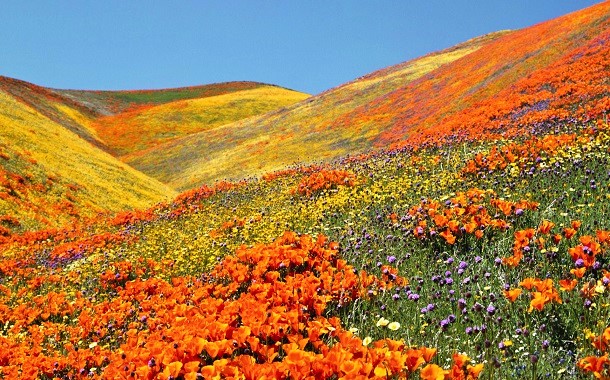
(0, 79, 308, 229)
(124, 31, 509, 189)
(126, 2, 609, 190)
(0, 87, 176, 232)
(90, 85, 309, 156)
(0, 76, 107, 150)
(0, 2, 609, 379)
(55, 81, 273, 115)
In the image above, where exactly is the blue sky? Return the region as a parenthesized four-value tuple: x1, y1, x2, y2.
(0, 1, 602, 94)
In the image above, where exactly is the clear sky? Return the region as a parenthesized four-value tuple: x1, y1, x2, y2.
(0, 1, 602, 95)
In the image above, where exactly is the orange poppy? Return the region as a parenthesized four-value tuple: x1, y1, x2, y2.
(559, 278, 578, 291)
(420, 364, 446, 380)
(503, 288, 522, 302)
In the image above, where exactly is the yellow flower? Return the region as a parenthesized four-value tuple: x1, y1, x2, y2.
(388, 322, 401, 331)
(595, 281, 606, 295)
(362, 336, 372, 346)
(376, 317, 390, 327)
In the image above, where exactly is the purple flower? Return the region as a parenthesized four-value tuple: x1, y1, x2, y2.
(458, 261, 468, 270)
(486, 304, 496, 315)
(392, 293, 400, 300)
(458, 298, 467, 309)
(440, 319, 449, 329)
(408, 293, 420, 301)
(575, 258, 585, 268)
(446, 278, 454, 285)
(515, 208, 524, 216)
(446, 257, 454, 264)
(494, 258, 502, 265)
(387, 255, 397, 264)
(445, 270, 452, 277)
(475, 256, 482, 263)
(448, 314, 456, 323)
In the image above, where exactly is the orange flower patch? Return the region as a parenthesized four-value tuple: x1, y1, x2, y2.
(0, 231, 436, 378)
(294, 169, 356, 197)
(403, 188, 537, 248)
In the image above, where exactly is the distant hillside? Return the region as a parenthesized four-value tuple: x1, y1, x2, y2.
(0, 76, 107, 150)
(91, 85, 309, 156)
(127, 2, 609, 190)
(124, 32, 506, 190)
(0, 89, 176, 232)
(0, 77, 309, 229)
(54, 81, 271, 115)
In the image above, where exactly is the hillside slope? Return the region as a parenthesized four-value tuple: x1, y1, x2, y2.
(0, 78, 309, 229)
(92, 85, 309, 156)
(54, 81, 271, 115)
(126, 2, 609, 190)
(2, 3, 610, 378)
(2, 104, 608, 378)
(124, 32, 505, 190)
(0, 89, 176, 232)
(0, 76, 107, 150)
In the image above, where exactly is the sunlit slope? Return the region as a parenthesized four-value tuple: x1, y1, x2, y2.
(0, 76, 106, 150)
(0, 90, 176, 232)
(95, 86, 310, 156)
(131, 1, 609, 190)
(346, 1, 610, 148)
(124, 33, 501, 190)
(54, 81, 270, 115)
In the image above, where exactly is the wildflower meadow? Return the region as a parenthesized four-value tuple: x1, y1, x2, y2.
(0, 2, 609, 379)
(1, 114, 609, 378)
